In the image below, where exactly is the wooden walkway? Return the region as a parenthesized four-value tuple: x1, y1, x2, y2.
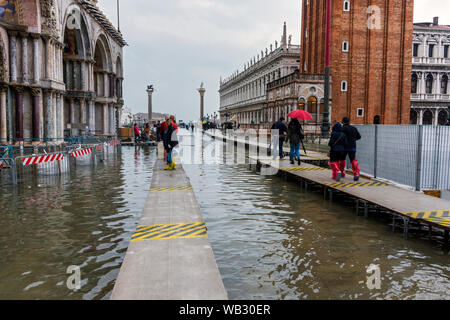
(203, 129, 450, 242)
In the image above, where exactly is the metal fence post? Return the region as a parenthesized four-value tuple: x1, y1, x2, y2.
(374, 125, 378, 178)
(415, 125, 424, 191)
(11, 158, 17, 185)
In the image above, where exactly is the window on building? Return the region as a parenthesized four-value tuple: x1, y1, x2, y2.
(413, 44, 419, 57)
(441, 75, 448, 94)
(341, 81, 348, 92)
(429, 44, 435, 57)
(411, 74, 418, 94)
(342, 41, 349, 52)
(445, 45, 449, 58)
(343, 0, 350, 11)
(357, 108, 364, 117)
(426, 74, 434, 94)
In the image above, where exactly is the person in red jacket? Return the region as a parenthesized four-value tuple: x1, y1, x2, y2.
(133, 123, 140, 143)
(160, 116, 169, 161)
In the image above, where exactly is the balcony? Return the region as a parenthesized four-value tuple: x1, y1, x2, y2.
(412, 57, 450, 65)
(411, 93, 450, 101)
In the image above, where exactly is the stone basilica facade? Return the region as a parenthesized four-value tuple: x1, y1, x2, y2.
(0, 0, 126, 144)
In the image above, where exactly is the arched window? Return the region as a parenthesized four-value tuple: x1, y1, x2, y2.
(438, 110, 448, 125)
(307, 96, 318, 121)
(411, 74, 418, 94)
(426, 74, 433, 94)
(441, 75, 448, 94)
(423, 110, 433, 125)
(373, 115, 381, 124)
(343, 0, 350, 12)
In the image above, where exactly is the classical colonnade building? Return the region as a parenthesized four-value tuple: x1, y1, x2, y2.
(0, 0, 126, 144)
(411, 17, 450, 125)
(219, 23, 300, 129)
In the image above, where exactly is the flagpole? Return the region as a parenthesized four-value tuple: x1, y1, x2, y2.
(117, 0, 120, 32)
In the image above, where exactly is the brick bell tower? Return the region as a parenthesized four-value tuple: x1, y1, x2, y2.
(299, 0, 414, 125)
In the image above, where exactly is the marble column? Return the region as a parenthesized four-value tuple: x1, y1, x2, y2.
(52, 93, 57, 138)
(43, 90, 53, 139)
(65, 60, 71, 89)
(0, 86, 7, 141)
(21, 34, 28, 83)
(434, 109, 439, 126)
(70, 98, 77, 136)
(55, 93, 62, 139)
(418, 110, 424, 125)
(80, 98, 86, 134)
(88, 99, 95, 133)
(110, 105, 115, 134)
(9, 32, 18, 83)
(73, 61, 78, 90)
(103, 104, 108, 135)
(31, 88, 41, 141)
(14, 86, 24, 139)
(80, 61, 85, 91)
(32, 35, 40, 84)
(45, 37, 52, 79)
(104, 72, 108, 97)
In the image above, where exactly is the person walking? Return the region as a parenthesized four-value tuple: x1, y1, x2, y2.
(144, 123, 150, 142)
(155, 121, 161, 141)
(163, 118, 179, 170)
(160, 116, 169, 161)
(133, 123, 140, 144)
(271, 117, 288, 159)
(342, 117, 362, 181)
(286, 118, 304, 165)
(328, 123, 347, 182)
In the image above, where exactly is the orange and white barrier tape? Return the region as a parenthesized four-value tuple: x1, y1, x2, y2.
(72, 148, 92, 158)
(22, 153, 64, 166)
(95, 144, 103, 152)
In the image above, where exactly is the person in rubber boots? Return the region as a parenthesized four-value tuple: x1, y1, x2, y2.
(328, 123, 347, 182)
(341, 117, 361, 181)
(163, 117, 179, 170)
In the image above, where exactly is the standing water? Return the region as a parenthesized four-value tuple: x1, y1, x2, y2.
(0, 131, 449, 299)
(0, 146, 156, 299)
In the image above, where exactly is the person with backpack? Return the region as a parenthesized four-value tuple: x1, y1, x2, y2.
(328, 122, 347, 182)
(271, 117, 288, 159)
(286, 118, 304, 166)
(342, 117, 362, 181)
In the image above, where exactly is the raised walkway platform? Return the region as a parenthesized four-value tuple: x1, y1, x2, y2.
(203, 130, 450, 241)
(111, 144, 227, 300)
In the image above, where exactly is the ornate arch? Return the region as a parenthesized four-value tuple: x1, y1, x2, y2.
(62, 4, 92, 59)
(94, 33, 112, 72)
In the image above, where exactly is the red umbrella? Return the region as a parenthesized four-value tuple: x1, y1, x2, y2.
(287, 110, 313, 120)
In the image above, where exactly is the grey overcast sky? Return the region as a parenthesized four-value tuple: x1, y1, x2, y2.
(97, 0, 450, 122)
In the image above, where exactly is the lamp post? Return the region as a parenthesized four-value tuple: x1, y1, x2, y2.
(321, 0, 332, 138)
(147, 85, 154, 123)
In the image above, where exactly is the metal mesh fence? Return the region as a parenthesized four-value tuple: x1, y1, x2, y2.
(355, 125, 450, 191)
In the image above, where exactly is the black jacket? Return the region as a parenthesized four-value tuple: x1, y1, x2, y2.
(342, 124, 361, 150)
(163, 124, 178, 151)
(328, 123, 347, 152)
(287, 121, 304, 145)
(271, 121, 288, 139)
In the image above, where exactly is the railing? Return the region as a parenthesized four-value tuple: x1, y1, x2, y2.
(354, 125, 450, 191)
(0, 139, 122, 186)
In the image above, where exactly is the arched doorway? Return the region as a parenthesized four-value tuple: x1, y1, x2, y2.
(423, 109, 433, 125)
(63, 6, 91, 136)
(374, 115, 381, 124)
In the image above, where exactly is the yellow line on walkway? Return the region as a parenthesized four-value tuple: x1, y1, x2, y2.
(150, 186, 193, 192)
(132, 222, 207, 241)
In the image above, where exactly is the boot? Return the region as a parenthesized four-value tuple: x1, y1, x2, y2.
(339, 160, 347, 178)
(352, 159, 360, 181)
(171, 161, 177, 170)
(164, 164, 172, 170)
(329, 162, 341, 181)
(298, 157, 301, 166)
